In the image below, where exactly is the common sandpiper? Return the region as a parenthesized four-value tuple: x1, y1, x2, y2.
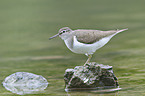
(49, 27, 128, 65)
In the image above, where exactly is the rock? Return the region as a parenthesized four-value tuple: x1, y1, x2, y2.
(64, 62, 119, 91)
(3, 72, 48, 95)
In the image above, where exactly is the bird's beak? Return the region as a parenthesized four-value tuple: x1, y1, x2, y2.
(49, 33, 59, 40)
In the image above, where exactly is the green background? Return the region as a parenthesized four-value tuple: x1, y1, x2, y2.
(0, 0, 145, 95)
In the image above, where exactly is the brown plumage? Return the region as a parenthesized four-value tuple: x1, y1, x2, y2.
(74, 29, 118, 44)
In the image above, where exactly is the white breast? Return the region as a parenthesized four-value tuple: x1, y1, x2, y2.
(64, 35, 114, 55)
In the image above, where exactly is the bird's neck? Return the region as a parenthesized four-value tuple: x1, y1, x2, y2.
(64, 37, 73, 50)
(59, 32, 73, 40)
(60, 32, 74, 49)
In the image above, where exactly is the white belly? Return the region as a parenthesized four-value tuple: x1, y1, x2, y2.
(64, 35, 113, 55)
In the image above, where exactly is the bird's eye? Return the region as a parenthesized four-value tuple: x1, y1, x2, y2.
(63, 30, 66, 33)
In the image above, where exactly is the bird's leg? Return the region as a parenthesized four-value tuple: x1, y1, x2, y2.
(84, 54, 92, 66)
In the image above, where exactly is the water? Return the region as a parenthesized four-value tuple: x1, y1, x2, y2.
(0, 0, 145, 95)
(1, 59, 145, 96)
(65, 87, 122, 93)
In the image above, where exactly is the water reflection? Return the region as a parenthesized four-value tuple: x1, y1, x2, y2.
(66, 90, 120, 96)
(65, 87, 121, 96)
(2, 72, 48, 95)
(65, 87, 122, 92)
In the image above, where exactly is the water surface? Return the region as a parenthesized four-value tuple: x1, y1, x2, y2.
(0, 0, 145, 95)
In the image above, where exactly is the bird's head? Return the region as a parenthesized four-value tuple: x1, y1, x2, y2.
(49, 27, 72, 40)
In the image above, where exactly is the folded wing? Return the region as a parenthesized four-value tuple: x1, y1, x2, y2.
(74, 29, 118, 44)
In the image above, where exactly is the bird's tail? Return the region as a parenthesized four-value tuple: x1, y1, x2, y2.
(117, 28, 128, 33)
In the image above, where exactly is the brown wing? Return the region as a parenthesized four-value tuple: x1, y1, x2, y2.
(74, 29, 117, 44)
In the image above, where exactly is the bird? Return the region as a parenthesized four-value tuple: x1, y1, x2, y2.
(49, 27, 128, 65)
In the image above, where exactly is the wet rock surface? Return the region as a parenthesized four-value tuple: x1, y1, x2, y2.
(64, 62, 119, 90)
(3, 72, 48, 95)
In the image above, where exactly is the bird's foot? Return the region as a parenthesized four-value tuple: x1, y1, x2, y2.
(84, 63, 87, 66)
(84, 62, 89, 66)
(84, 54, 92, 66)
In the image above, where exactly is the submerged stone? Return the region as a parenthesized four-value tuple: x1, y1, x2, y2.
(64, 62, 119, 91)
(3, 72, 48, 95)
